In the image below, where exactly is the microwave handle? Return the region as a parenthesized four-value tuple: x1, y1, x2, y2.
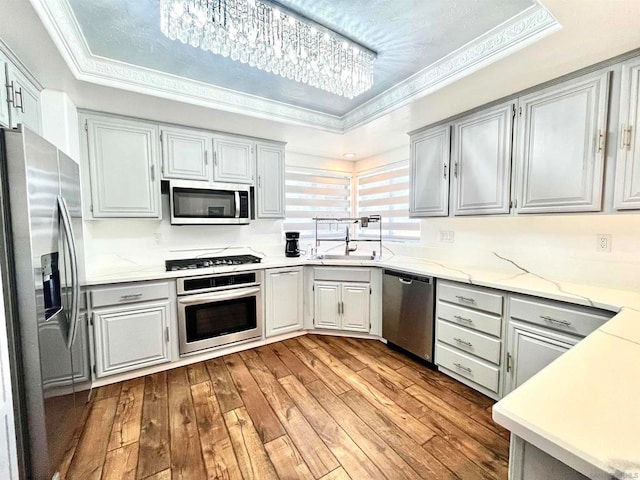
(235, 191, 240, 219)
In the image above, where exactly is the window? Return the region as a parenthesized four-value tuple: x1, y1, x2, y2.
(356, 161, 420, 241)
(284, 167, 352, 238)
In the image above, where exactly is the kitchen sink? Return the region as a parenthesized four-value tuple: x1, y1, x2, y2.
(314, 254, 377, 260)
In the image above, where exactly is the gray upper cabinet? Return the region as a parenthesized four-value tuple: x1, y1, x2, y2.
(160, 126, 212, 181)
(0, 52, 41, 134)
(83, 114, 162, 218)
(256, 142, 286, 218)
(6, 63, 41, 134)
(410, 124, 450, 217)
(452, 103, 514, 215)
(0, 51, 10, 128)
(213, 135, 255, 184)
(515, 71, 610, 213)
(614, 57, 640, 209)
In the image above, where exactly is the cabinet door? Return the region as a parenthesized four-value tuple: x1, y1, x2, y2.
(452, 103, 514, 215)
(256, 142, 285, 218)
(614, 58, 640, 209)
(410, 125, 450, 217)
(213, 136, 254, 184)
(6, 62, 41, 134)
(85, 115, 161, 218)
(93, 302, 170, 377)
(160, 126, 212, 181)
(0, 54, 10, 128)
(313, 281, 341, 330)
(341, 282, 370, 332)
(265, 268, 303, 337)
(505, 321, 578, 395)
(516, 71, 610, 213)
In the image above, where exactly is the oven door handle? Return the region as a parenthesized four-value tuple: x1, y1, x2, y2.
(178, 286, 261, 306)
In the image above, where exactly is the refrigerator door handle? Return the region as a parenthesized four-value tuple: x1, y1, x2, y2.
(58, 196, 79, 350)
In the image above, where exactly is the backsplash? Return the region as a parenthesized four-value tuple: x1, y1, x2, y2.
(84, 192, 640, 292)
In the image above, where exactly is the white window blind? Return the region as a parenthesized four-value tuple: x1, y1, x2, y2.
(356, 161, 420, 241)
(284, 167, 352, 238)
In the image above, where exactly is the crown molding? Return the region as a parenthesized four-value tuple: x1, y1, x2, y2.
(29, 0, 560, 134)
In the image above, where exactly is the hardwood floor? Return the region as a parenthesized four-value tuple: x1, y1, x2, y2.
(59, 335, 510, 480)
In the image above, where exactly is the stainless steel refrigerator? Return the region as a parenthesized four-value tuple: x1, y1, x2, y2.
(0, 127, 89, 479)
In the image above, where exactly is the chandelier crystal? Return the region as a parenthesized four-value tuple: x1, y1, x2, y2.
(160, 0, 377, 99)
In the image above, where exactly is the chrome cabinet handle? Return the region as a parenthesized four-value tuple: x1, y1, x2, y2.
(213, 151, 218, 166)
(453, 315, 473, 324)
(540, 315, 571, 327)
(454, 337, 473, 348)
(443, 163, 447, 179)
(258, 176, 262, 188)
(120, 293, 143, 301)
(453, 162, 459, 178)
(620, 125, 633, 149)
(6, 81, 14, 106)
(204, 150, 208, 165)
(165, 326, 170, 343)
(454, 363, 472, 373)
(455, 295, 475, 304)
(597, 129, 605, 153)
(14, 87, 24, 113)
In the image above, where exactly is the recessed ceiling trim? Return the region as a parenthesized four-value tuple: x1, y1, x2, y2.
(341, 4, 561, 130)
(29, 0, 559, 134)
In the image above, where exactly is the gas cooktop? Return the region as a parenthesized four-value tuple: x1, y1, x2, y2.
(165, 254, 262, 271)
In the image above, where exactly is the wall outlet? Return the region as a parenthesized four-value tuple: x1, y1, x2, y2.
(439, 230, 455, 243)
(596, 234, 612, 252)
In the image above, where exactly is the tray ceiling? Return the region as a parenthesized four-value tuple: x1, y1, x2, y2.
(31, 0, 559, 132)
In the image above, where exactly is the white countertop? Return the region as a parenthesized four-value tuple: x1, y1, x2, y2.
(85, 252, 640, 479)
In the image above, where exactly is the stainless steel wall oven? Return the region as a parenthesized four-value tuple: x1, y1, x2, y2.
(177, 270, 263, 355)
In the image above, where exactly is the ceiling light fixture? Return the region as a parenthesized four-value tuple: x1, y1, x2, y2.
(342, 153, 357, 159)
(160, 0, 377, 99)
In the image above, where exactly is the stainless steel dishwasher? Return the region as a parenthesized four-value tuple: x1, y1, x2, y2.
(382, 269, 435, 363)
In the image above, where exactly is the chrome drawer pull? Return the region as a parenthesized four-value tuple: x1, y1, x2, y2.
(455, 295, 476, 303)
(540, 315, 571, 327)
(120, 293, 143, 301)
(453, 315, 473, 323)
(453, 363, 472, 373)
(454, 337, 473, 348)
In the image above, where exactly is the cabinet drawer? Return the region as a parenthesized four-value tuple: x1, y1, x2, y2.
(90, 282, 170, 308)
(509, 296, 611, 338)
(436, 343, 500, 393)
(437, 320, 501, 364)
(438, 282, 503, 315)
(314, 267, 371, 283)
(437, 301, 502, 337)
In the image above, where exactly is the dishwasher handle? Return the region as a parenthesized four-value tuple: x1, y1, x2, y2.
(384, 269, 433, 284)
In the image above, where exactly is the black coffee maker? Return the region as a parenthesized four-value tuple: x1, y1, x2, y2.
(285, 231, 300, 257)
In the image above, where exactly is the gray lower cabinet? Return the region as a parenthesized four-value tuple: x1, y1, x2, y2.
(435, 280, 505, 400)
(509, 436, 589, 480)
(614, 56, 640, 209)
(265, 267, 303, 337)
(92, 301, 171, 377)
(504, 295, 612, 395)
(89, 281, 174, 377)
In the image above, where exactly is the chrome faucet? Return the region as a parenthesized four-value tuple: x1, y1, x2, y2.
(345, 226, 358, 256)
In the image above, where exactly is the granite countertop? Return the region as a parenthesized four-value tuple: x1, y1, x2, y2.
(85, 251, 640, 478)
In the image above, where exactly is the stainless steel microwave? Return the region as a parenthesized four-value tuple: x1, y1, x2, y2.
(169, 180, 251, 225)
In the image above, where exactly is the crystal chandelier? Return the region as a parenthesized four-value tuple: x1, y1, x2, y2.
(160, 0, 377, 99)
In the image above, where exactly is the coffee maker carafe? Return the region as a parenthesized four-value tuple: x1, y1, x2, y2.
(285, 231, 300, 257)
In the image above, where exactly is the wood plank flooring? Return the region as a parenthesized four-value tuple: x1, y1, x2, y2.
(60, 335, 510, 480)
